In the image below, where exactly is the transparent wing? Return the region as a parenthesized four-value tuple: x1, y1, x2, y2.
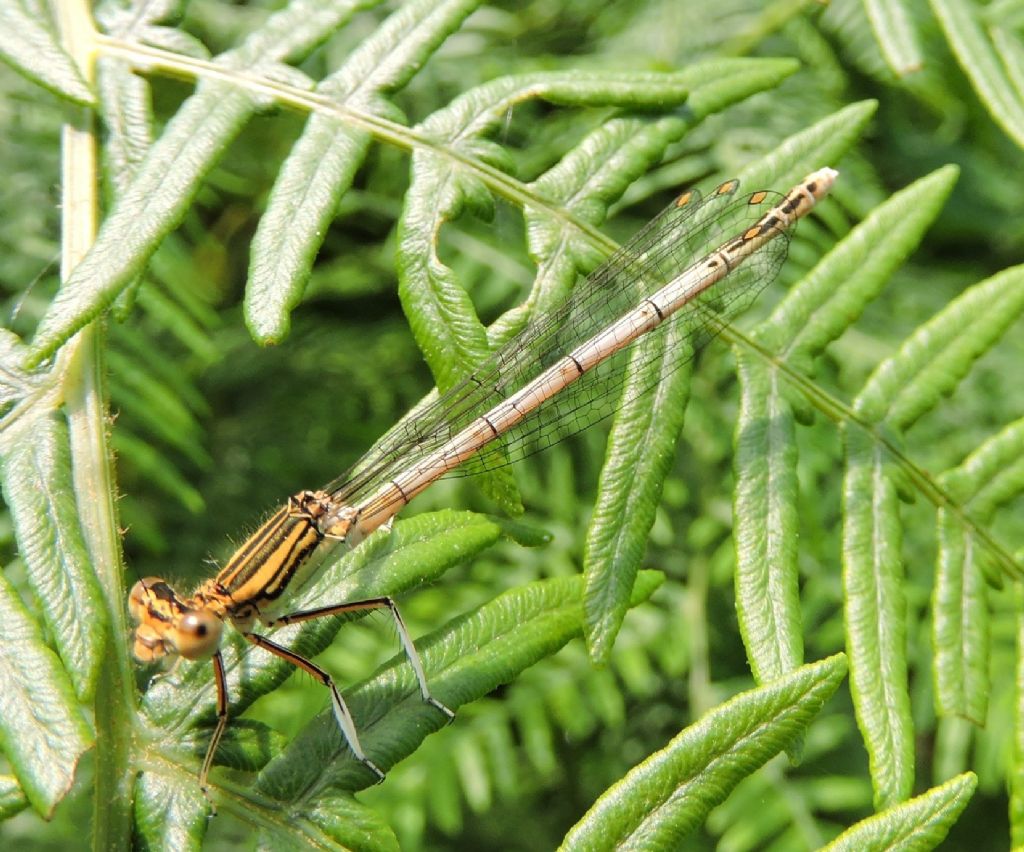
(326, 179, 790, 511)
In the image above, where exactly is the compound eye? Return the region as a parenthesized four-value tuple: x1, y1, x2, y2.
(174, 610, 223, 660)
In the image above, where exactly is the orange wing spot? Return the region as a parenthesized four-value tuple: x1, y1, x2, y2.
(675, 190, 693, 208)
(716, 179, 739, 195)
(748, 191, 768, 204)
(742, 225, 761, 240)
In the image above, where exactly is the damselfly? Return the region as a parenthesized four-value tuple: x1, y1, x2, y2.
(129, 167, 838, 802)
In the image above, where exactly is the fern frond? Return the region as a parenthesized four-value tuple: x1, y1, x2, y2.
(930, 0, 1024, 150)
(561, 655, 848, 849)
(934, 415, 1024, 722)
(0, 407, 106, 702)
(863, 0, 925, 77)
(0, 0, 93, 105)
(821, 773, 976, 851)
(2, 0, 1023, 847)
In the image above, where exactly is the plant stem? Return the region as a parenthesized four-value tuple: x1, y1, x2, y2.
(56, 3, 136, 848)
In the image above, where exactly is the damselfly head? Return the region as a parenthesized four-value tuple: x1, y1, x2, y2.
(129, 577, 224, 662)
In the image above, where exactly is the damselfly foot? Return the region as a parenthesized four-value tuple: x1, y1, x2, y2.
(428, 696, 456, 723)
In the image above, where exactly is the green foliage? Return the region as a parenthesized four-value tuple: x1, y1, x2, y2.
(561, 654, 849, 850)
(1, 0, 1023, 849)
(0, 0, 93, 105)
(822, 773, 976, 852)
(929, 0, 1024, 149)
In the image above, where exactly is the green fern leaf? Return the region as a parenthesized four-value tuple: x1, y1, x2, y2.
(932, 510, 991, 724)
(0, 775, 28, 821)
(246, 0, 481, 343)
(0, 568, 93, 817)
(25, 0, 372, 366)
(132, 771, 210, 852)
(863, 0, 924, 76)
(930, 0, 1024, 149)
(821, 773, 976, 852)
(932, 415, 1024, 721)
(0, 0, 94, 106)
(583, 326, 691, 662)
(857, 265, 1024, 430)
(734, 165, 956, 691)
(400, 71, 692, 393)
(560, 654, 848, 850)
(843, 421, 915, 809)
(0, 410, 107, 701)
